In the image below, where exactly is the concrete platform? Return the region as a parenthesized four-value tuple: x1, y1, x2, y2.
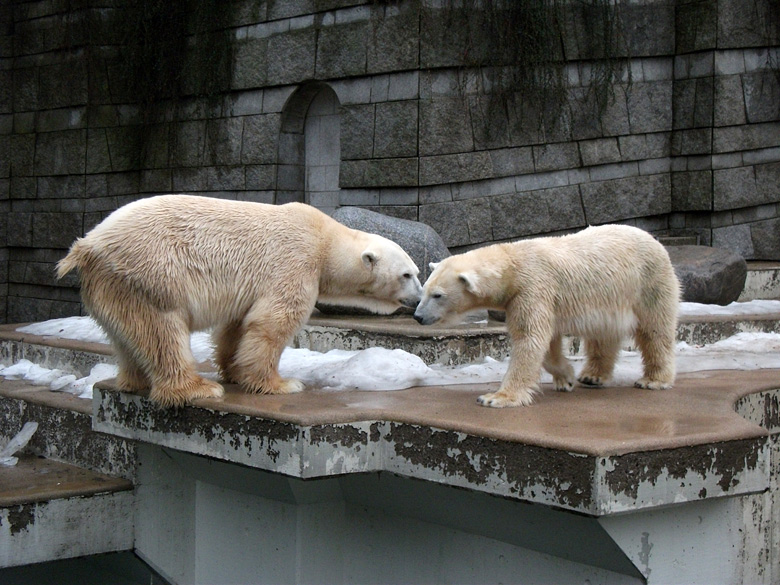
(1, 315, 780, 583)
(0, 456, 133, 568)
(93, 368, 775, 516)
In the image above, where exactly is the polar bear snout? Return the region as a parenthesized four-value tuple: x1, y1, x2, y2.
(413, 311, 437, 325)
(413, 299, 441, 325)
(397, 273, 423, 309)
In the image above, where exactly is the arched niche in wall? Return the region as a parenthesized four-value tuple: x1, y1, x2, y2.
(276, 82, 341, 214)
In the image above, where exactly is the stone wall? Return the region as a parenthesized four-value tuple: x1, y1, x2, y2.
(1, 0, 779, 323)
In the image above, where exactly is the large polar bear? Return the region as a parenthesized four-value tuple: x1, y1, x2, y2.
(58, 195, 422, 407)
(414, 225, 680, 408)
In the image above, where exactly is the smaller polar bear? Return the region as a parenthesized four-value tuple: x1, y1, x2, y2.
(414, 225, 680, 407)
(57, 195, 422, 407)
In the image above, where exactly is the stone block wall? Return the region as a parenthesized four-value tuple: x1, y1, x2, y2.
(1, 0, 779, 322)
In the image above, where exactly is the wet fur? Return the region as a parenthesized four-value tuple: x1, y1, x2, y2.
(415, 225, 681, 408)
(58, 195, 421, 407)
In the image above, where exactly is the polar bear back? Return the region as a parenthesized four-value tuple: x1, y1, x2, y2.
(506, 224, 679, 337)
(67, 195, 331, 329)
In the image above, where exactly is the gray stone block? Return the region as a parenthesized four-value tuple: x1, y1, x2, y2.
(419, 97, 473, 156)
(206, 118, 244, 166)
(241, 115, 281, 165)
(749, 218, 780, 259)
(712, 224, 754, 257)
(491, 185, 585, 240)
(267, 28, 316, 85)
(315, 22, 368, 78)
(207, 166, 245, 191)
(33, 212, 82, 249)
(367, 4, 420, 73)
(332, 205, 449, 282)
(7, 213, 32, 247)
(676, 0, 717, 53)
(489, 147, 535, 178)
(173, 167, 209, 193)
(246, 165, 275, 190)
(714, 122, 780, 153)
(341, 158, 418, 188)
(623, 4, 675, 56)
(37, 175, 85, 200)
(374, 101, 418, 158)
(469, 95, 510, 150)
(34, 130, 87, 175)
(672, 170, 712, 212)
(581, 174, 671, 224)
(232, 38, 268, 89)
(419, 199, 490, 248)
(627, 81, 673, 133)
(579, 138, 621, 167)
(533, 142, 580, 173)
(743, 71, 780, 124)
(171, 122, 206, 168)
(756, 161, 780, 201)
(419, 152, 492, 186)
(714, 76, 747, 127)
(713, 166, 763, 210)
(340, 104, 375, 160)
(600, 85, 631, 136)
(667, 245, 746, 305)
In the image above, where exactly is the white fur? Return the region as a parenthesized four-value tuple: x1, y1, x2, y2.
(58, 195, 422, 407)
(415, 224, 681, 407)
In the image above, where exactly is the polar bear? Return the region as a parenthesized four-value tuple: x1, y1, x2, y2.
(57, 195, 422, 407)
(414, 224, 680, 407)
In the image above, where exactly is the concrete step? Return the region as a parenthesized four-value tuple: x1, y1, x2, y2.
(0, 379, 137, 569)
(0, 455, 133, 568)
(741, 261, 780, 301)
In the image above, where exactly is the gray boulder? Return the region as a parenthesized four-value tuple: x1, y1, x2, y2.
(666, 245, 747, 305)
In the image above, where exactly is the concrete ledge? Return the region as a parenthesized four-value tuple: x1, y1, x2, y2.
(0, 457, 133, 568)
(93, 369, 775, 516)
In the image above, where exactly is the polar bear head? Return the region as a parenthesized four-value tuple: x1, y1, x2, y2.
(414, 252, 504, 326)
(322, 232, 422, 315)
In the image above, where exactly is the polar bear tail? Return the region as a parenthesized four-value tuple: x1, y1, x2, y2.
(56, 241, 85, 279)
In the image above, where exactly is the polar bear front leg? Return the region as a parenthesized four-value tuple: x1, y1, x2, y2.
(230, 299, 312, 395)
(478, 333, 548, 408)
(542, 334, 575, 392)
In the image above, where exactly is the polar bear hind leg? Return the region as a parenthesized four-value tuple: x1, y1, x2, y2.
(633, 283, 678, 390)
(633, 325, 676, 389)
(80, 269, 223, 406)
(578, 336, 622, 387)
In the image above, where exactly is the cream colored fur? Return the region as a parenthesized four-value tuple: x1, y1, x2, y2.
(58, 195, 422, 407)
(414, 225, 681, 408)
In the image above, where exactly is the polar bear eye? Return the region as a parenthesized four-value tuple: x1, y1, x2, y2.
(402, 273, 413, 279)
(432, 292, 443, 299)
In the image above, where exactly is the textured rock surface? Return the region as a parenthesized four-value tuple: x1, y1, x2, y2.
(667, 245, 747, 305)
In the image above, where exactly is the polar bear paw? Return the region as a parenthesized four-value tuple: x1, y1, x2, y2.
(151, 377, 224, 408)
(275, 377, 305, 394)
(578, 375, 605, 387)
(477, 387, 537, 408)
(553, 376, 575, 392)
(634, 377, 672, 390)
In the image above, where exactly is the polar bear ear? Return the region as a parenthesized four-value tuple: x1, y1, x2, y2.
(362, 250, 378, 269)
(458, 271, 481, 294)
(428, 262, 440, 271)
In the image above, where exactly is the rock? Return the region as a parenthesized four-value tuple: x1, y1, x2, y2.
(332, 206, 450, 282)
(666, 245, 747, 305)
(317, 206, 450, 315)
